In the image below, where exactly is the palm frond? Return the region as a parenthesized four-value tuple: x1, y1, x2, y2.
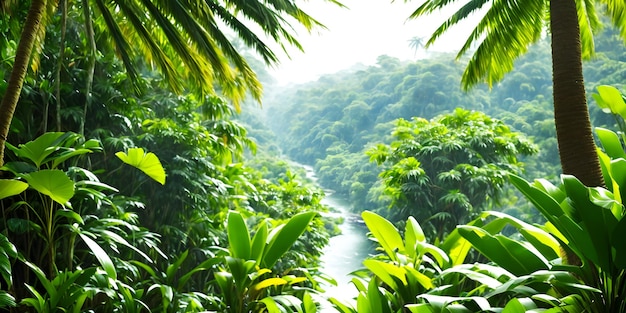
(600, 0, 626, 41)
(109, 0, 181, 93)
(577, 0, 601, 59)
(93, 0, 142, 93)
(138, 0, 218, 86)
(419, 0, 491, 48)
(460, 0, 546, 88)
(409, 0, 547, 89)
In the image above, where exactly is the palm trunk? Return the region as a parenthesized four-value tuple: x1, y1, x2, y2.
(550, 0, 603, 187)
(0, 0, 48, 167)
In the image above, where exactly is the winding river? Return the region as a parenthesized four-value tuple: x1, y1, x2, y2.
(300, 165, 371, 310)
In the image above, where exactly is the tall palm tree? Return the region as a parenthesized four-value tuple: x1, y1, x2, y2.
(407, 0, 626, 187)
(0, 0, 344, 166)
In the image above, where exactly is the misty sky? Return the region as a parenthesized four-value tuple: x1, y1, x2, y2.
(269, 0, 477, 85)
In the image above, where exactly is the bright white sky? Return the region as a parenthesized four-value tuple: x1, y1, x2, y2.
(268, 0, 477, 85)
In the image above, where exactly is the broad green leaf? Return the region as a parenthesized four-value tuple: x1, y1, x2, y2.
(482, 211, 561, 260)
(251, 220, 268, 264)
(362, 211, 404, 261)
(0, 180, 28, 200)
(116, 147, 166, 185)
(502, 298, 527, 313)
(351, 277, 367, 293)
(406, 303, 435, 313)
(366, 278, 384, 313)
(302, 292, 317, 313)
(356, 292, 372, 313)
(562, 175, 616, 271)
(458, 226, 549, 276)
(531, 294, 561, 307)
(510, 174, 564, 224)
(225, 256, 257, 291)
(6, 132, 66, 168)
(518, 228, 560, 261)
(79, 234, 117, 280)
(440, 267, 501, 289)
(405, 265, 435, 289)
(0, 161, 37, 176)
(609, 159, 626, 205)
(405, 216, 425, 259)
(129, 260, 157, 277)
(363, 259, 406, 290)
(259, 297, 282, 312)
(595, 85, 626, 118)
(252, 277, 287, 292)
(227, 211, 251, 260)
(23, 170, 74, 205)
(589, 187, 622, 219)
(596, 127, 626, 159)
(532, 178, 566, 204)
(440, 226, 476, 266)
(421, 242, 450, 268)
(263, 211, 316, 268)
(283, 275, 307, 286)
(598, 149, 615, 193)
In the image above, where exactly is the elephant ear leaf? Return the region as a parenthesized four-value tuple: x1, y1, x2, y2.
(0, 180, 29, 200)
(116, 148, 166, 185)
(23, 170, 75, 205)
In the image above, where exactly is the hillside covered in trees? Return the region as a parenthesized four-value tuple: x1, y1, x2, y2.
(260, 27, 626, 222)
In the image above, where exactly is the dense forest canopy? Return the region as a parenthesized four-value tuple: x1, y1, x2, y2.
(260, 26, 626, 217)
(1, 0, 626, 312)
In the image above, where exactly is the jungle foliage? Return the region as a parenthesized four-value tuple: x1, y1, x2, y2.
(264, 25, 626, 216)
(0, 1, 339, 312)
(2, 0, 626, 312)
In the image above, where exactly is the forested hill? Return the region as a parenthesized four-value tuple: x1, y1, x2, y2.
(260, 27, 626, 214)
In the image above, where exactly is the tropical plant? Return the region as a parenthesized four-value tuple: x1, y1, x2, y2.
(367, 109, 536, 240)
(0, 131, 166, 309)
(214, 210, 321, 313)
(332, 210, 602, 312)
(341, 211, 451, 312)
(406, 0, 626, 187)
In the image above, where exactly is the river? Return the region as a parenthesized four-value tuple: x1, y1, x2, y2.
(299, 165, 371, 311)
(318, 192, 370, 310)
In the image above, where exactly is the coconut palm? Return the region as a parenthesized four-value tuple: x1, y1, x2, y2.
(406, 0, 626, 187)
(0, 0, 343, 166)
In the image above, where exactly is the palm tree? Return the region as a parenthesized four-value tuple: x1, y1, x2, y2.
(0, 0, 344, 166)
(0, 0, 49, 168)
(406, 0, 626, 187)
